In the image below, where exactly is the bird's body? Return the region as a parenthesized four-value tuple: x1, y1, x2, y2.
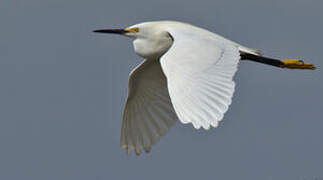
(94, 21, 315, 155)
(131, 21, 261, 58)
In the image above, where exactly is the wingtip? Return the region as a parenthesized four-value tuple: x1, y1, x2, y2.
(121, 144, 153, 156)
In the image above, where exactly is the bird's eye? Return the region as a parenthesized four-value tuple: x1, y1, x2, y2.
(125, 27, 139, 33)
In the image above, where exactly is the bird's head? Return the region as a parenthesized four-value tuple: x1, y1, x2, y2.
(93, 22, 174, 59)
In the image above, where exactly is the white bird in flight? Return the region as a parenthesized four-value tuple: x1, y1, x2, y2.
(94, 21, 315, 155)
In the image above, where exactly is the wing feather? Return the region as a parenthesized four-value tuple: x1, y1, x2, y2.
(160, 26, 240, 129)
(121, 59, 178, 155)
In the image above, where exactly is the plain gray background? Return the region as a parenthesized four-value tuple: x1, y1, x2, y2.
(1, 0, 322, 179)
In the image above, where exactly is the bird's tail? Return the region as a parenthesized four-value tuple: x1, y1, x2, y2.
(240, 53, 316, 70)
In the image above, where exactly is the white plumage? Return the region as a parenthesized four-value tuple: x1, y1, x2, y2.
(121, 59, 178, 154)
(121, 21, 249, 155)
(93, 21, 314, 155)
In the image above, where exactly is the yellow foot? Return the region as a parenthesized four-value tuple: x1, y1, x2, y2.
(280, 59, 316, 70)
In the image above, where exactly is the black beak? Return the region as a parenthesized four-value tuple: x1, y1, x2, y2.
(93, 29, 127, 34)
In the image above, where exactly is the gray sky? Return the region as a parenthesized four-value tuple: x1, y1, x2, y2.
(1, 0, 323, 179)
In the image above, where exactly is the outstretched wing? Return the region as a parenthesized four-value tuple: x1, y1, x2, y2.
(160, 26, 240, 129)
(121, 59, 178, 155)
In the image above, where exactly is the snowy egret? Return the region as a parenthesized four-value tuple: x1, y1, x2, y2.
(94, 21, 315, 155)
